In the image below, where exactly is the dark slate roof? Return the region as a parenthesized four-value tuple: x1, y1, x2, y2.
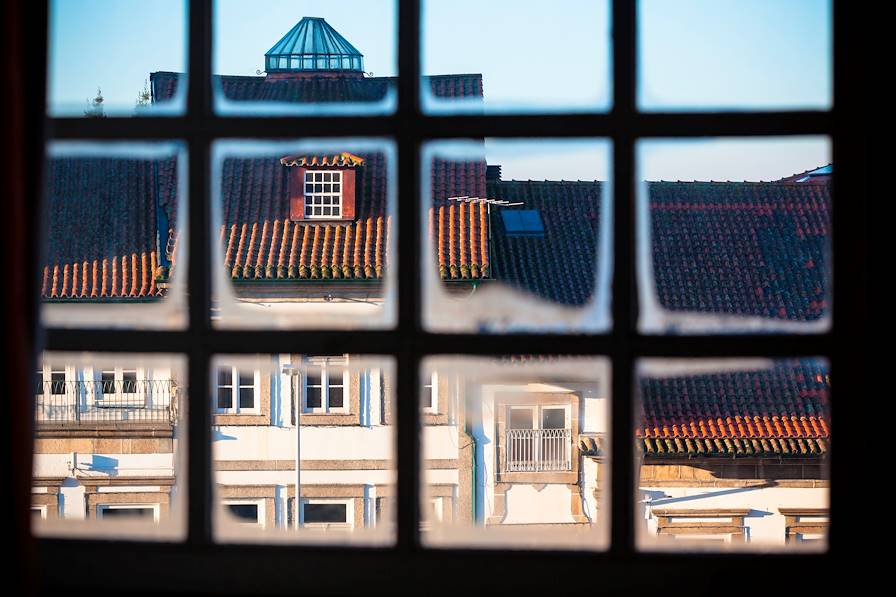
(41, 157, 179, 299)
(638, 360, 830, 458)
(487, 180, 603, 306)
(150, 71, 483, 105)
(649, 181, 830, 321)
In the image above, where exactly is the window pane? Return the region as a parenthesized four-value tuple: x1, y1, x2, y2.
(328, 385, 344, 408)
(33, 353, 186, 540)
(422, 0, 611, 113)
(218, 368, 232, 386)
(50, 371, 66, 394)
(303, 503, 347, 524)
(213, 2, 396, 115)
(637, 138, 831, 334)
(48, 0, 187, 116)
(638, 0, 832, 111)
(213, 355, 395, 545)
(42, 142, 188, 330)
(423, 139, 612, 333)
(211, 140, 396, 330)
(226, 504, 259, 523)
(218, 387, 233, 410)
(99, 507, 154, 519)
(305, 386, 322, 409)
(636, 358, 830, 552)
(421, 356, 610, 550)
(239, 387, 254, 409)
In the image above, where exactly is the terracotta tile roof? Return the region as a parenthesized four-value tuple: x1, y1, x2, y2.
(41, 157, 179, 300)
(150, 72, 483, 104)
(429, 159, 489, 280)
(638, 360, 830, 458)
(649, 181, 830, 321)
(221, 155, 487, 282)
(279, 152, 365, 168)
(487, 180, 603, 305)
(220, 153, 389, 281)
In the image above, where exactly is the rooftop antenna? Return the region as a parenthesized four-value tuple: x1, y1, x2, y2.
(446, 196, 524, 207)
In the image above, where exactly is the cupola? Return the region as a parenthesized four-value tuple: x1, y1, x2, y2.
(265, 17, 365, 75)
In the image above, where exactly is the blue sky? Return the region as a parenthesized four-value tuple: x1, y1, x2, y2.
(48, 0, 831, 180)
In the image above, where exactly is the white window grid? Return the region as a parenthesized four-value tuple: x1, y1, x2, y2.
(302, 356, 349, 414)
(215, 366, 259, 414)
(304, 170, 343, 219)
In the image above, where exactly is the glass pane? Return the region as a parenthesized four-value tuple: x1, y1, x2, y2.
(32, 353, 186, 540)
(636, 358, 830, 552)
(422, 139, 612, 333)
(218, 368, 232, 386)
(213, 355, 394, 545)
(213, 1, 397, 115)
(303, 503, 348, 524)
(305, 386, 322, 409)
(637, 137, 831, 334)
(226, 504, 259, 523)
(328, 385, 344, 409)
(48, 0, 187, 116)
(218, 387, 233, 410)
(41, 142, 188, 329)
(422, 0, 611, 113)
(638, 0, 832, 111)
(211, 139, 396, 330)
(421, 356, 610, 550)
(239, 387, 255, 409)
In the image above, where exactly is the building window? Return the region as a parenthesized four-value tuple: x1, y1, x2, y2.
(215, 367, 258, 414)
(97, 368, 140, 406)
(31, 506, 47, 520)
(505, 405, 572, 472)
(303, 356, 348, 414)
(421, 372, 438, 413)
(96, 504, 159, 522)
(222, 499, 264, 528)
(304, 170, 342, 218)
(300, 498, 353, 529)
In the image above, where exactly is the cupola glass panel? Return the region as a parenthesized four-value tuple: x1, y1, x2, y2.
(265, 16, 365, 73)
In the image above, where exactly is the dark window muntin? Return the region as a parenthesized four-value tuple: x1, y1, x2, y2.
(31, 0, 853, 593)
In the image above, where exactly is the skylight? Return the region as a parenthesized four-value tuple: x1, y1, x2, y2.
(501, 209, 544, 236)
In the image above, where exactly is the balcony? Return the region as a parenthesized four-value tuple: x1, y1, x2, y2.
(34, 380, 177, 427)
(505, 428, 571, 472)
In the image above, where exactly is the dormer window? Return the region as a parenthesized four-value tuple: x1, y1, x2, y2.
(282, 152, 363, 222)
(305, 170, 343, 218)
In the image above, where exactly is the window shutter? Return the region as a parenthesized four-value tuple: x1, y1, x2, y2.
(289, 166, 307, 221)
(341, 168, 356, 220)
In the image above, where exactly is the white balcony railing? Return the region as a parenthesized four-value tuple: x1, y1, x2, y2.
(505, 428, 571, 472)
(34, 380, 176, 425)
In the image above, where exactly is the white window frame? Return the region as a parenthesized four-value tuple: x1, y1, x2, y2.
(508, 404, 571, 431)
(222, 498, 265, 528)
(299, 498, 353, 530)
(302, 356, 349, 414)
(214, 366, 260, 415)
(422, 372, 438, 413)
(31, 505, 48, 520)
(96, 503, 160, 523)
(304, 170, 343, 219)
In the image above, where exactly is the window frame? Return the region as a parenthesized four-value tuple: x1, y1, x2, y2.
(302, 356, 349, 414)
(221, 498, 265, 528)
(303, 169, 343, 219)
(214, 366, 260, 415)
(23, 0, 862, 593)
(95, 503, 161, 523)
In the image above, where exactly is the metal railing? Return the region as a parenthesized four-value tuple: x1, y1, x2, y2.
(34, 380, 177, 425)
(505, 428, 571, 472)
